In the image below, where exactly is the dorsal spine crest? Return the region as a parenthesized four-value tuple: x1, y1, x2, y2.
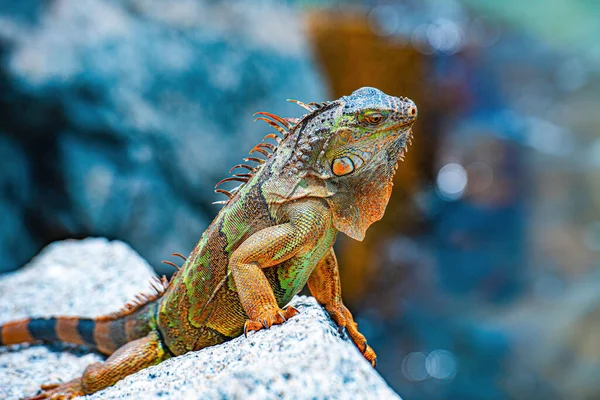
(214, 100, 333, 205)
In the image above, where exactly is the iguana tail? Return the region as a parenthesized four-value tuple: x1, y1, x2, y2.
(0, 302, 158, 355)
(0, 276, 169, 355)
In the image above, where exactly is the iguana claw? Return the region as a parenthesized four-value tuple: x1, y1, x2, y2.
(278, 310, 287, 322)
(243, 306, 299, 336)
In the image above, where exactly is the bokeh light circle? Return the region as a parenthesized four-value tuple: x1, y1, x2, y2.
(437, 163, 468, 200)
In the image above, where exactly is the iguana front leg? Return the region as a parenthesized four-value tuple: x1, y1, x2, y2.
(230, 199, 330, 335)
(308, 248, 377, 367)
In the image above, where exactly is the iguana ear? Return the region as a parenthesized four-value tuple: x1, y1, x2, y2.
(325, 161, 395, 241)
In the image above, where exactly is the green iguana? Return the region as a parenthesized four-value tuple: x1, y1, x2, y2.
(0, 87, 417, 399)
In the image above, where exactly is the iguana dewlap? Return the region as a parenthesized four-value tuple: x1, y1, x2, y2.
(0, 87, 417, 399)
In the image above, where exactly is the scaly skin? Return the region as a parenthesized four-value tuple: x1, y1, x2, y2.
(0, 87, 417, 399)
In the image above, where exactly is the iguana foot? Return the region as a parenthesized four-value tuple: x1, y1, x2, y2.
(325, 304, 377, 367)
(29, 378, 85, 399)
(244, 305, 299, 336)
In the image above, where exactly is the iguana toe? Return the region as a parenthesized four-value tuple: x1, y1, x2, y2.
(243, 306, 299, 336)
(29, 378, 85, 399)
(324, 303, 377, 367)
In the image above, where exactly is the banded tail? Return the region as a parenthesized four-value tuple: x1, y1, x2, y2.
(0, 304, 156, 355)
(0, 276, 168, 355)
(0, 316, 118, 355)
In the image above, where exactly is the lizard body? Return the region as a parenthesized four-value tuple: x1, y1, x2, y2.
(0, 87, 417, 399)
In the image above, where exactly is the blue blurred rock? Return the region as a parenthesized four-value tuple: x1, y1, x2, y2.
(0, 135, 37, 272)
(0, 0, 327, 272)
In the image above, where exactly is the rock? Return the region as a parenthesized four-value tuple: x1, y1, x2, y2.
(0, 238, 157, 400)
(0, 0, 327, 273)
(0, 238, 401, 400)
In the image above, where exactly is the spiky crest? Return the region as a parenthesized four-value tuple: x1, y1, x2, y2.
(98, 275, 170, 321)
(257, 142, 276, 152)
(249, 146, 270, 157)
(254, 117, 287, 135)
(215, 176, 249, 188)
(253, 111, 292, 129)
(214, 110, 293, 204)
(263, 133, 280, 143)
(172, 252, 187, 261)
(229, 164, 256, 173)
(161, 260, 181, 271)
(244, 157, 266, 164)
(215, 188, 235, 198)
(214, 99, 332, 205)
(287, 99, 314, 112)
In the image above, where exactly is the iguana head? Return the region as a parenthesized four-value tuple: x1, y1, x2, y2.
(265, 87, 417, 240)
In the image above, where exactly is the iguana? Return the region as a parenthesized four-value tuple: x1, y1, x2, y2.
(0, 87, 417, 399)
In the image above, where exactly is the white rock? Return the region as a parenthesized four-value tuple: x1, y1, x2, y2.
(0, 238, 401, 400)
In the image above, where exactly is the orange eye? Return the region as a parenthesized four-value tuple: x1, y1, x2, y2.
(332, 157, 354, 176)
(363, 113, 385, 125)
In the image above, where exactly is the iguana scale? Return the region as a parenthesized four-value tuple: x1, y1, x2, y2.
(0, 87, 417, 399)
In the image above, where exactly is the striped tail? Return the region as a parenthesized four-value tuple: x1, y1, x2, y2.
(0, 276, 169, 355)
(0, 316, 128, 355)
(0, 300, 159, 356)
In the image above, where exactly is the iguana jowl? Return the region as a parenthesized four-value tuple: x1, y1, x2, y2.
(0, 87, 417, 399)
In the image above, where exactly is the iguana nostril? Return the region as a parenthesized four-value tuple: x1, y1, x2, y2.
(408, 106, 417, 117)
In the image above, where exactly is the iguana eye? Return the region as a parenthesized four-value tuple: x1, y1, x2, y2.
(362, 112, 386, 125)
(332, 157, 354, 176)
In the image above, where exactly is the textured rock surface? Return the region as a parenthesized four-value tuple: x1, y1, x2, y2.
(0, 238, 401, 400)
(0, 238, 157, 400)
(0, 0, 326, 273)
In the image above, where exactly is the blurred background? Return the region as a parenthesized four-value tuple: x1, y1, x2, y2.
(1, 0, 599, 399)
